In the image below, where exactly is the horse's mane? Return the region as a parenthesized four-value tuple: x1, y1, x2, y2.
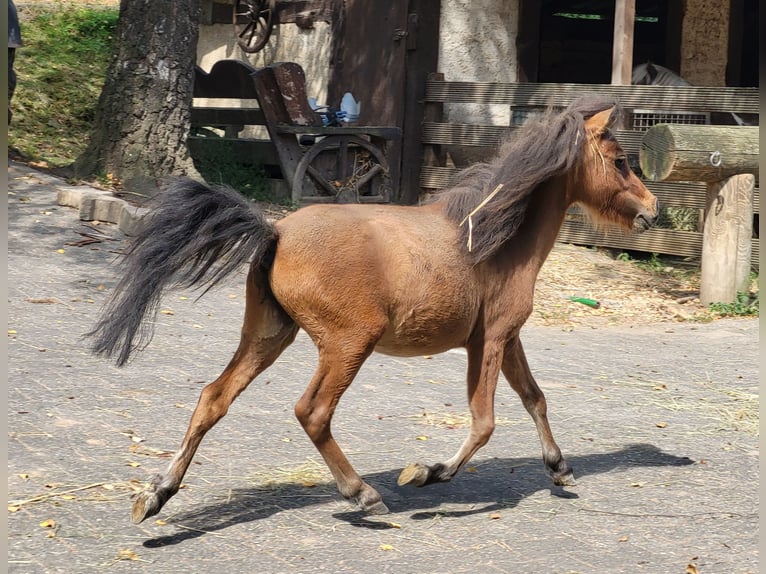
(432, 95, 619, 265)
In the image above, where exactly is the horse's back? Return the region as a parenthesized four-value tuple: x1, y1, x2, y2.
(269, 203, 479, 355)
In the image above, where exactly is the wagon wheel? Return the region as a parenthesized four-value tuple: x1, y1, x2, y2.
(232, 0, 275, 53)
(292, 135, 392, 203)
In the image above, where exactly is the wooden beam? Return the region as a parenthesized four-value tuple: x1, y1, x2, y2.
(699, 174, 755, 304)
(611, 0, 635, 85)
(640, 125, 759, 182)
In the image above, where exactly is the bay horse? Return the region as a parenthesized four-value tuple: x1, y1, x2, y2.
(88, 96, 659, 523)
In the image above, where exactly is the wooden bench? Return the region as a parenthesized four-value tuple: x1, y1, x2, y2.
(419, 74, 759, 264)
(191, 60, 401, 204)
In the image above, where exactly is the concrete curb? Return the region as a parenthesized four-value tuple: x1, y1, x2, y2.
(54, 181, 148, 236)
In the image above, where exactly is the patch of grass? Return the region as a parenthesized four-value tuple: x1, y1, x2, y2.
(191, 139, 281, 203)
(9, 5, 119, 167)
(709, 290, 759, 318)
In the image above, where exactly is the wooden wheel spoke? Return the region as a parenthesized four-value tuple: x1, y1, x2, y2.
(306, 165, 340, 195)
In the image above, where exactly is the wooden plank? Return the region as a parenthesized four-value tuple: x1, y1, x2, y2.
(275, 125, 401, 139)
(421, 122, 510, 147)
(191, 107, 266, 127)
(424, 81, 759, 114)
(557, 221, 703, 258)
(423, 122, 659, 155)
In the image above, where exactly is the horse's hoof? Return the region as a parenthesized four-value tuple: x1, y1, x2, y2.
(397, 463, 429, 487)
(131, 491, 162, 524)
(552, 471, 577, 487)
(363, 499, 390, 515)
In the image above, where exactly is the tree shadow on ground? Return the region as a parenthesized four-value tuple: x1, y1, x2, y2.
(143, 443, 693, 548)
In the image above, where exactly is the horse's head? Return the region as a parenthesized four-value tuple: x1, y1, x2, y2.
(573, 107, 659, 233)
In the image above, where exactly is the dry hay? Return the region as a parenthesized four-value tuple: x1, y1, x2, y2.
(411, 409, 519, 429)
(532, 243, 709, 328)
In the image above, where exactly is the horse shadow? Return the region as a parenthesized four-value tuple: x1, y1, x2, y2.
(142, 442, 693, 547)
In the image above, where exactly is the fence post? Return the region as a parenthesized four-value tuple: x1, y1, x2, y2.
(699, 174, 754, 305)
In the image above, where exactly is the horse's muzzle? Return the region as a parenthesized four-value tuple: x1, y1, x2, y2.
(633, 199, 660, 232)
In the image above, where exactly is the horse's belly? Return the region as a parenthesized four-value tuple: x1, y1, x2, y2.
(374, 304, 474, 357)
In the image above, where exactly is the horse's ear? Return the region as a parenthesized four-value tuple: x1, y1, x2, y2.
(584, 107, 616, 137)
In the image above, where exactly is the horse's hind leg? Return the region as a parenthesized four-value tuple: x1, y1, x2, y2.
(501, 337, 575, 486)
(295, 334, 389, 514)
(131, 268, 298, 524)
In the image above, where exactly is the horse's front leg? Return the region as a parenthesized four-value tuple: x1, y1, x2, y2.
(502, 336, 575, 486)
(398, 340, 501, 487)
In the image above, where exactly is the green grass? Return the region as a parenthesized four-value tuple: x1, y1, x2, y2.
(709, 290, 759, 318)
(9, 5, 119, 167)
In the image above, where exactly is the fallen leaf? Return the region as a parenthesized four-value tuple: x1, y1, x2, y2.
(18, 473, 29, 480)
(685, 564, 699, 574)
(40, 519, 56, 528)
(656, 422, 668, 428)
(160, 309, 174, 315)
(618, 535, 629, 542)
(154, 519, 167, 526)
(379, 544, 395, 551)
(489, 512, 501, 520)
(116, 549, 139, 561)
(60, 495, 77, 501)
(415, 435, 428, 441)
(466, 466, 477, 473)
(57, 249, 65, 254)
(8, 330, 17, 335)
(8, 505, 20, 513)
(127, 461, 141, 468)
(388, 522, 401, 529)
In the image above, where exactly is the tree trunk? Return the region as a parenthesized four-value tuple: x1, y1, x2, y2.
(72, 0, 201, 194)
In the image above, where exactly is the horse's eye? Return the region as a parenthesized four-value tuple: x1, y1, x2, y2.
(615, 156, 629, 175)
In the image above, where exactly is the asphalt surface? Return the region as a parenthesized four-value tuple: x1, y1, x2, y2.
(7, 161, 759, 574)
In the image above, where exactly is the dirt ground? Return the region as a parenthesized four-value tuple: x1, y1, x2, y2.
(530, 242, 708, 328)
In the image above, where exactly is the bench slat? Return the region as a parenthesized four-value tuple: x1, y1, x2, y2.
(275, 124, 402, 140)
(191, 107, 266, 126)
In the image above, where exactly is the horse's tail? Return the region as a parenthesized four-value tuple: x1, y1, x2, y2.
(87, 178, 278, 366)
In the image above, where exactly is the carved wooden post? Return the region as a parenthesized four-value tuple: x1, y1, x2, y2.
(640, 124, 759, 304)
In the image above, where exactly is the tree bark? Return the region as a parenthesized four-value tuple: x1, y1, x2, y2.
(72, 0, 202, 193)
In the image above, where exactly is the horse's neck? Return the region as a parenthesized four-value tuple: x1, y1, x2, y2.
(500, 176, 571, 273)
